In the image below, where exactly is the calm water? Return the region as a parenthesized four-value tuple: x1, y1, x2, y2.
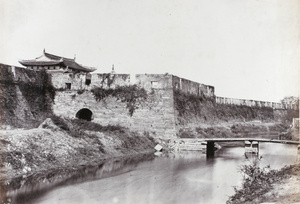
(4, 143, 299, 204)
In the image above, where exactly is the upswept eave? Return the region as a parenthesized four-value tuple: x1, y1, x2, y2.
(62, 60, 97, 72)
(18, 50, 97, 72)
(19, 60, 63, 66)
(44, 52, 74, 61)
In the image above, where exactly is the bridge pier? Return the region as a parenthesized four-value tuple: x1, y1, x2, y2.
(245, 141, 259, 154)
(206, 141, 215, 157)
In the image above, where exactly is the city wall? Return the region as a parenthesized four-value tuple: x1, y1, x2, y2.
(1, 64, 298, 137)
(0, 64, 54, 128)
(53, 74, 177, 137)
(50, 72, 130, 90)
(54, 88, 176, 138)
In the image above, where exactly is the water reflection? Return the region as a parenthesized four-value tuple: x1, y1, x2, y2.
(1, 153, 155, 204)
(1, 143, 298, 204)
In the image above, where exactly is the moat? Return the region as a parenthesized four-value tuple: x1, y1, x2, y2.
(5, 143, 298, 204)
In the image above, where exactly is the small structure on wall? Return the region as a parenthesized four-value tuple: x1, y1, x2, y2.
(19, 49, 96, 73)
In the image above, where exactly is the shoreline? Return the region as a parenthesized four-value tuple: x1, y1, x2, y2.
(227, 154, 300, 204)
(1, 118, 298, 203)
(1, 151, 156, 203)
(0, 118, 157, 191)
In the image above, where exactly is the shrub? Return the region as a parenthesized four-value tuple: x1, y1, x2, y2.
(227, 157, 292, 204)
(174, 90, 203, 116)
(50, 115, 70, 131)
(71, 119, 125, 132)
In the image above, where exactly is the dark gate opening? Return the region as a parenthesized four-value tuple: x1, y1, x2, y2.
(76, 108, 93, 121)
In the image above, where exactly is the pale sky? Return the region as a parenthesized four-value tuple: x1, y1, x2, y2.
(0, 0, 299, 102)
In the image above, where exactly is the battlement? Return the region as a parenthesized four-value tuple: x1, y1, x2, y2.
(215, 96, 298, 110)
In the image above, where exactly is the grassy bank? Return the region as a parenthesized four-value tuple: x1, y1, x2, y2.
(0, 116, 156, 186)
(227, 158, 300, 204)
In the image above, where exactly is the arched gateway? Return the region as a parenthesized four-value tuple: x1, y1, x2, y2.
(76, 108, 93, 121)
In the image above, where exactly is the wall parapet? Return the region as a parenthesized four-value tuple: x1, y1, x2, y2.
(215, 96, 298, 110)
(135, 73, 215, 98)
(50, 72, 130, 91)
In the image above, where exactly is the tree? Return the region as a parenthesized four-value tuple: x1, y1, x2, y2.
(280, 96, 299, 109)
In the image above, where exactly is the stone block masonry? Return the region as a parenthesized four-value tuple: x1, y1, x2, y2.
(53, 88, 177, 138)
(0, 64, 54, 128)
(135, 73, 215, 98)
(50, 72, 130, 91)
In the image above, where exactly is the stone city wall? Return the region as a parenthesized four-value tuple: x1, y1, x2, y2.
(50, 72, 130, 91)
(53, 88, 177, 138)
(1, 64, 298, 132)
(0, 64, 54, 128)
(135, 73, 215, 98)
(214, 96, 294, 110)
(135, 74, 173, 91)
(172, 75, 214, 98)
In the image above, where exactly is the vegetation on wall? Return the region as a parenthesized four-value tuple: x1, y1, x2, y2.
(215, 104, 274, 121)
(97, 73, 117, 88)
(91, 85, 147, 116)
(18, 69, 55, 112)
(281, 109, 299, 122)
(173, 89, 214, 117)
(174, 89, 275, 123)
(0, 64, 55, 128)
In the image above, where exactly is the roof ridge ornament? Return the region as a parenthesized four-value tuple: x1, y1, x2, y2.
(111, 64, 116, 74)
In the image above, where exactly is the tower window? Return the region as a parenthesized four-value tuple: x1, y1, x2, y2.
(85, 79, 91, 85)
(65, 83, 71, 90)
(85, 73, 92, 85)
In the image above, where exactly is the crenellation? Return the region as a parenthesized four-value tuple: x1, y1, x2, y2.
(214, 96, 293, 110)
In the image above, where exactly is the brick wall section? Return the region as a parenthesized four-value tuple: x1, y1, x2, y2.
(89, 73, 130, 89)
(135, 74, 173, 91)
(134, 74, 176, 137)
(50, 72, 130, 90)
(135, 73, 215, 98)
(53, 88, 177, 138)
(0, 64, 53, 128)
(172, 75, 214, 97)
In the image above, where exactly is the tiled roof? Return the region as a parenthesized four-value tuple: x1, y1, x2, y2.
(44, 52, 74, 61)
(19, 60, 63, 66)
(19, 50, 97, 72)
